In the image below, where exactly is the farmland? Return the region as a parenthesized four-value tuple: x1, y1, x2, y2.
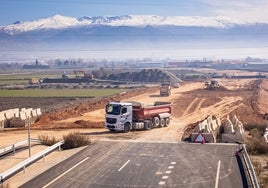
(0, 89, 123, 98)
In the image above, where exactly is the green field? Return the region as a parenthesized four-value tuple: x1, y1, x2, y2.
(0, 89, 124, 97)
(0, 72, 71, 85)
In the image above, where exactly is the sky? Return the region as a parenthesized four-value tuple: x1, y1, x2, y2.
(0, 0, 268, 26)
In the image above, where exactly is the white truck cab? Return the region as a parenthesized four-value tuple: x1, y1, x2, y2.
(105, 102, 133, 132)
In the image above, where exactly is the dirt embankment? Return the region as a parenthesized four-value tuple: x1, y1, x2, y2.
(33, 79, 266, 131)
(6, 79, 266, 132)
(253, 79, 268, 118)
(32, 87, 158, 129)
(177, 80, 265, 124)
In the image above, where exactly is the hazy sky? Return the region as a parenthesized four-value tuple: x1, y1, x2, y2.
(1, 0, 268, 26)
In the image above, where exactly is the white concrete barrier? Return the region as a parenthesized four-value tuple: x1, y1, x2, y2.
(36, 108, 42, 116)
(24, 108, 33, 118)
(0, 112, 6, 121)
(19, 111, 26, 120)
(5, 110, 14, 120)
(31, 110, 37, 117)
(264, 126, 268, 143)
(225, 116, 235, 134)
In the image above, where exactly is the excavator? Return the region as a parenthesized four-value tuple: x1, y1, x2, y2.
(74, 70, 94, 79)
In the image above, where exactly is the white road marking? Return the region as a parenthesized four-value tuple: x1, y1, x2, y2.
(42, 157, 89, 188)
(165, 170, 172, 174)
(171, 162, 176, 165)
(168, 166, 174, 169)
(162, 176, 169, 179)
(118, 160, 131, 172)
(159, 181, 166, 185)
(215, 160, 221, 188)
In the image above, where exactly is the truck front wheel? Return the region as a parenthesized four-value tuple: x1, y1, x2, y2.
(144, 120, 152, 130)
(124, 123, 131, 133)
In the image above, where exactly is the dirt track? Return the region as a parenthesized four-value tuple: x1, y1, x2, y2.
(43, 78, 268, 128)
(1, 79, 267, 146)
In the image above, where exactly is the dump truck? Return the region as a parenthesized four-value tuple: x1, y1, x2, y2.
(205, 80, 220, 90)
(160, 82, 171, 96)
(29, 78, 41, 84)
(105, 101, 172, 132)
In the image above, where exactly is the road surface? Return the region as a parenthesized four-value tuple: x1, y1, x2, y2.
(22, 141, 244, 188)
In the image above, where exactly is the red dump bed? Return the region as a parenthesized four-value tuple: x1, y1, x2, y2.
(131, 101, 172, 121)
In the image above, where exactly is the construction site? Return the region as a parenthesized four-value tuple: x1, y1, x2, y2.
(0, 68, 267, 187)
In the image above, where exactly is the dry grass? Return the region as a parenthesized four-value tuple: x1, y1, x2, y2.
(38, 135, 60, 146)
(62, 132, 91, 150)
(245, 125, 268, 188)
(252, 160, 268, 188)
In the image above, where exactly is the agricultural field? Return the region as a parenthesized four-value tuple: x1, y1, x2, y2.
(0, 89, 123, 98)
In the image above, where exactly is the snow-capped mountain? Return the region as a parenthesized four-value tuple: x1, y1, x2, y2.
(1, 15, 250, 34)
(0, 15, 268, 60)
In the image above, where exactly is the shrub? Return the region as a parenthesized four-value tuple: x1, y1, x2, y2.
(244, 123, 266, 134)
(62, 132, 90, 150)
(38, 135, 59, 146)
(245, 137, 268, 155)
(259, 175, 268, 188)
(249, 128, 261, 138)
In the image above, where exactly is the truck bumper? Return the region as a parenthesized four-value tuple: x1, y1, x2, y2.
(106, 124, 124, 131)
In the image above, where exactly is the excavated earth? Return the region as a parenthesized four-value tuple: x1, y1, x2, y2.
(0, 79, 267, 131)
(0, 78, 268, 188)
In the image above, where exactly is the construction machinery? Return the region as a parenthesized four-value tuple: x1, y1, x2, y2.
(105, 101, 172, 132)
(160, 81, 171, 96)
(29, 78, 41, 84)
(205, 80, 220, 90)
(74, 70, 94, 79)
(42, 70, 94, 83)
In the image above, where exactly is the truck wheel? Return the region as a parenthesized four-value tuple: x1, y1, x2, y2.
(165, 118, 170, 127)
(124, 123, 131, 133)
(160, 118, 165, 127)
(153, 117, 160, 128)
(144, 120, 152, 130)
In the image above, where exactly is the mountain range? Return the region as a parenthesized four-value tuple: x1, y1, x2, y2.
(0, 15, 268, 60)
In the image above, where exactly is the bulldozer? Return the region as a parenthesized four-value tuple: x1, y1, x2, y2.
(205, 80, 220, 90)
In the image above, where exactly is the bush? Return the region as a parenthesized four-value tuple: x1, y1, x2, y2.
(244, 123, 266, 134)
(38, 135, 59, 146)
(246, 137, 268, 155)
(62, 132, 91, 150)
(249, 128, 261, 138)
(259, 175, 268, 188)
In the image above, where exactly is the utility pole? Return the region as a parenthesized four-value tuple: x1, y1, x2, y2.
(27, 116, 31, 157)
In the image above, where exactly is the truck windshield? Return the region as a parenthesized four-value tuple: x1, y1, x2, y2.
(106, 104, 121, 115)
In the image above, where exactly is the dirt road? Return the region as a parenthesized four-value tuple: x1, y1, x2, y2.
(1, 79, 267, 146)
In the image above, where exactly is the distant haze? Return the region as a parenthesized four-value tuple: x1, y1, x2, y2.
(0, 15, 268, 61)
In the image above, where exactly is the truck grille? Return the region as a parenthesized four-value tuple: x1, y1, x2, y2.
(106, 117, 116, 124)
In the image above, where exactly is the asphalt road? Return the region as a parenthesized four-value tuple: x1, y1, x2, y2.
(21, 141, 244, 188)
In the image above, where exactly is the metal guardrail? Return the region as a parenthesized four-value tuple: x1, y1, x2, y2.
(241, 144, 260, 188)
(0, 139, 42, 156)
(0, 140, 64, 183)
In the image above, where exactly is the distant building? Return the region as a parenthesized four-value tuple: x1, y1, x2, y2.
(22, 59, 50, 69)
(134, 62, 164, 68)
